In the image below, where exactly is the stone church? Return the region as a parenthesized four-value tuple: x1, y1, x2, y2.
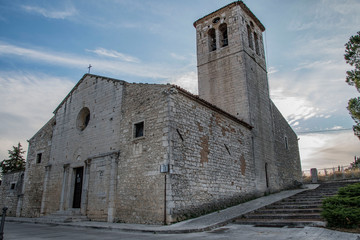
(0, 1, 301, 224)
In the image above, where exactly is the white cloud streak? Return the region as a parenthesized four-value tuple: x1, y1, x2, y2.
(0, 42, 169, 79)
(21, 5, 77, 19)
(0, 42, 198, 93)
(86, 48, 140, 63)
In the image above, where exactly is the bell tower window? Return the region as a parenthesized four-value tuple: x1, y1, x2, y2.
(254, 32, 260, 55)
(208, 28, 216, 52)
(219, 23, 228, 47)
(247, 25, 253, 50)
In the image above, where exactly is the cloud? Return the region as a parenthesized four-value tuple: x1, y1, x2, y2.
(170, 53, 187, 61)
(21, 4, 77, 19)
(169, 71, 198, 94)
(0, 41, 169, 79)
(267, 67, 278, 75)
(288, 0, 360, 32)
(0, 71, 74, 162)
(86, 48, 140, 63)
(271, 89, 318, 125)
(269, 54, 357, 131)
(0, 41, 199, 93)
(299, 130, 360, 170)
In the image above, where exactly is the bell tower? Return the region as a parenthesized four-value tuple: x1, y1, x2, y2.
(194, 1, 277, 192)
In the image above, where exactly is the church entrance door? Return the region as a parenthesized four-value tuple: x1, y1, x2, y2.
(73, 167, 83, 208)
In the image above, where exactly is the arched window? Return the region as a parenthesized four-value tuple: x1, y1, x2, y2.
(208, 28, 216, 52)
(247, 25, 253, 50)
(219, 23, 228, 47)
(254, 32, 260, 55)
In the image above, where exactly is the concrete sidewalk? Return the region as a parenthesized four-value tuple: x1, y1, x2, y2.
(7, 184, 319, 234)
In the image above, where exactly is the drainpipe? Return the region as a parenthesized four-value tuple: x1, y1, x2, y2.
(163, 87, 176, 224)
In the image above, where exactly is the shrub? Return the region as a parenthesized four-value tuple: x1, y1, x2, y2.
(322, 183, 360, 228)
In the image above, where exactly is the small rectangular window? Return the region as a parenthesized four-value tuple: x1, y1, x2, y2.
(10, 183, 16, 190)
(134, 121, 144, 138)
(36, 153, 42, 163)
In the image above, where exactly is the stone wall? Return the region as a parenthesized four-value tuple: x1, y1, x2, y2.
(21, 117, 54, 217)
(271, 102, 302, 189)
(40, 75, 125, 217)
(114, 83, 169, 224)
(195, 2, 279, 194)
(0, 170, 24, 217)
(167, 87, 256, 222)
(196, 2, 266, 124)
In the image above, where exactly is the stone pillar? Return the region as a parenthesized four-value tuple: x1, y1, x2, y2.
(107, 154, 119, 223)
(310, 168, 318, 183)
(81, 159, 91, 215)
(40, 165, 52, 215)
(59, 164, 70, 211)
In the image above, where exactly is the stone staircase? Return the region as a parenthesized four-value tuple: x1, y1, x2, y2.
(39, 209, 89, 223)
(234, 180, 360, 228)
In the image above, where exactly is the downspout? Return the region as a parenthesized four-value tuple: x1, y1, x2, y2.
(164, 87, 175, 224)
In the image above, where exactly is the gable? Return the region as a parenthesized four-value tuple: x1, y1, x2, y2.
(53, 74, 125, 114)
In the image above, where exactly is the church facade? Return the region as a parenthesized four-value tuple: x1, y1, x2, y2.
(0, 1, 301, 224)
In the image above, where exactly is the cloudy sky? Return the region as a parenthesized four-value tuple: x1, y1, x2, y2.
(0, 0, 359, 171)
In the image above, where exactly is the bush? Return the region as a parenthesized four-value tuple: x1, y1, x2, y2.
(322, 183, 360, 228)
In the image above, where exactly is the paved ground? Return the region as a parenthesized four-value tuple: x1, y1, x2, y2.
(4, 222, 360, 240)
(4, 184, 360, 239)
(6, 185, 320, 233)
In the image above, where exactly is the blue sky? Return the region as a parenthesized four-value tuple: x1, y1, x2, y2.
(0, 0, 359, 171)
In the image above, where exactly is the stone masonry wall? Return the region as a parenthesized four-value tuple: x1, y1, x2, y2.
(0, 171, 24, 217)
(196, 3, 266, 124)
(271, 102, 302, 189)
(42, 75, 125, 217)
(115, 83, 169, 224)
(195, 2, 278, 193)
(168, 88, 256, 222)
(21, 117, 54, 217)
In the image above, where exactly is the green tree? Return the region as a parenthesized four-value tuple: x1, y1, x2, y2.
(345, 31, 360, 139)
(0, 143, 26, 174)
(350, 156, 360, 169)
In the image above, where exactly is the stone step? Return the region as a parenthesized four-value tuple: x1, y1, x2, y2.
(233, 181, 360, 228)
(41, 210, 89, 223)
(290, 193, 333, 199)
(277, 201, 323, 206)
(256, 208, 321, 214)
(39, 216, 89, 223)
(233, 218, 326, 228)
(265, 204, 321, 209)
(242, 213, 322, 220)
(280, 198, 323, 202)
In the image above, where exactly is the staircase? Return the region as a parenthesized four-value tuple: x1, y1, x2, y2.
(40, 209, 89, 223)
(234, 180, 360, 228)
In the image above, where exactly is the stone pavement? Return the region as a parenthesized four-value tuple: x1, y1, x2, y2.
(6, 184, 319, 234)
(5, 221, 360, 240)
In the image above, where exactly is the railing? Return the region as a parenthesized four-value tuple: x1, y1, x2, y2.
(303, 165, 360, 183)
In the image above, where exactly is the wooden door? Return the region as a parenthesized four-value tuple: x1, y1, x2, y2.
(73, 167, 83, 208)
